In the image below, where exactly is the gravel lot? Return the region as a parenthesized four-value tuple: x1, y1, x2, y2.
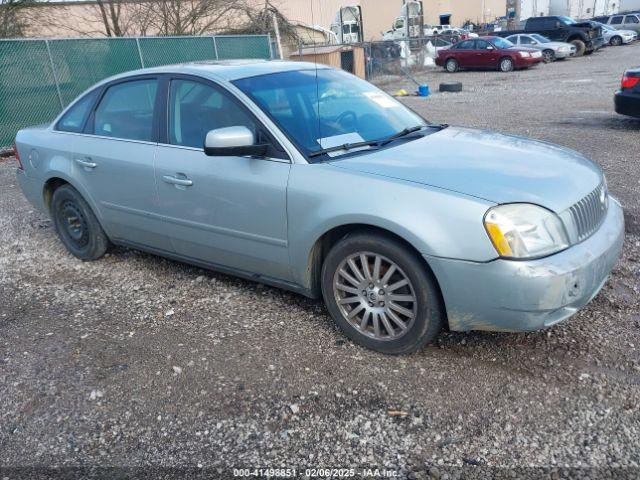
(1, 44, 640, 478)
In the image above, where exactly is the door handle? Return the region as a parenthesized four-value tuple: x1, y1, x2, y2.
(162, 175, 193, 187)
(75, 158, 97, 169)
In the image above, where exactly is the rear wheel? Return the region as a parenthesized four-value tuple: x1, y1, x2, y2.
(610, 36, 622, 46)
(542, 49, 555, 63)
(321, 232, 444, 354)
(570, 39, 586, 57)
(51, 184, 109, 261)
(445, 58, 459, 73)
(499, 57, 514, 72)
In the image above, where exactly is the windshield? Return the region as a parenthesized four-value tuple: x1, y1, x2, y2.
(490, 37, 513, 49)
(531, 34, 550, 43)
(559, 16, 576, 25)
(233, 69, 425, 160)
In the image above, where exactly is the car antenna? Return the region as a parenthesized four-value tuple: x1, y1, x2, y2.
(311, 0, 322, 149)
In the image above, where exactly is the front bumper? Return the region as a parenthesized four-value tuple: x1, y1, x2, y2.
(426, 197, 624, 332)
(554, 48, 575, 59)
(615, 90, 640, 118)
(515, 55, 543, 68)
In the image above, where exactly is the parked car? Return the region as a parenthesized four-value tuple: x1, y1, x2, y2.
(495, 16, 604, 56)
(505, 33, 576, 62)
(435, 36, 544, 72)
(593, 13, 640, 34)
(14, 62, 624, 354)
(595, 22, 637, 46)
(615, 67, 640, 118)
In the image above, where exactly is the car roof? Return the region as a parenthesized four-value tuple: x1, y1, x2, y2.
(101, 60, 329, 85)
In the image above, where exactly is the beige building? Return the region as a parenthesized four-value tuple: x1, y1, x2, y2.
(18, 0, 506, 40)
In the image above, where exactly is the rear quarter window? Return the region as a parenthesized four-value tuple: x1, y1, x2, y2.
(55, 89, 99, 133)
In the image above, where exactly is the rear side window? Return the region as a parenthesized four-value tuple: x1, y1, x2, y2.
(455, 40, 474, 49)
(611, 16, 623, 25)
(56, 90, 98, 133)
(93, 79, 158, 142)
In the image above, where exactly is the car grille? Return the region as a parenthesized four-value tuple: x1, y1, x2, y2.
(568, 183, 607, 242)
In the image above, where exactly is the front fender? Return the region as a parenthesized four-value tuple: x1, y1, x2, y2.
(286, 163, 498, 289)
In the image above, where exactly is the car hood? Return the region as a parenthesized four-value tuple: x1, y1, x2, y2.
(330, 126, 603, 212)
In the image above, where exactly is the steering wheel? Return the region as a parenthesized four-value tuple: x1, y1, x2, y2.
(335, 110, 359, 131)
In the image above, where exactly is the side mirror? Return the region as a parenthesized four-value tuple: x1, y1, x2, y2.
(204, 126, 268, 157)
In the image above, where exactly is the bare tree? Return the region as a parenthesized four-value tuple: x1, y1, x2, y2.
(225, 1, 298, 41)
(131, 0, 247, 37)
(95, 0, 124, 37)
(0, 0, 33, 38)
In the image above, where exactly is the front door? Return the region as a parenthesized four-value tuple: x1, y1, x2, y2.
(153, 77, 292, 282)
(471, 39, 499, 68)
(73, 76, 172, 251)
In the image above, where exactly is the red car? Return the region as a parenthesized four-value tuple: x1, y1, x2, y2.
(436, 36, 544, 73)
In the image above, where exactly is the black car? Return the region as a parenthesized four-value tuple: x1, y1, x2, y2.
(615, 68, 640, 118)
(495, 16, 604, 56)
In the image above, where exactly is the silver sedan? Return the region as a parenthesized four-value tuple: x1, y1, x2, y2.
(506, 34, 576, 62)
(596, 22, 638, 46)
(14, 62, 624, 354)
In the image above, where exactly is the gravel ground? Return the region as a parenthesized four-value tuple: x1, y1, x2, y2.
(1, 44, 640, 479)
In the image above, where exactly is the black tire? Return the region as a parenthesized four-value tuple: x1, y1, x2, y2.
(570, 39, 586, 57)
(321, 232, 444, 355)
(610, 36, 622, 46)
(51, 184, 109, 261)
(439, 81, 463, 93)
(498, 56, 514, 72)
(444, 58, 459, 73)
(542, 49, 555, 63)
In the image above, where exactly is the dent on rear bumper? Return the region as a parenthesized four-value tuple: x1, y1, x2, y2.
(426, 198, 625, 332)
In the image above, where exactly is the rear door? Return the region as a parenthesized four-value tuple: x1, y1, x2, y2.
(623, 15, 640, 33)
(73, 76, 172, 251)
(153, 75, 292, 281)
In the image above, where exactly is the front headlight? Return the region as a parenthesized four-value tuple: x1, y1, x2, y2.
(519, 51, 531, 58)
(484, 204, 570, 259)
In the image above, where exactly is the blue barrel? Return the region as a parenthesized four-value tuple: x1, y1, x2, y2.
(418, 85, 430, 97)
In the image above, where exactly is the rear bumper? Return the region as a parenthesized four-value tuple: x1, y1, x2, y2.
(615, 90, 640, 118)
(16, 168, 47, 213)
(426, 198, 625, 332)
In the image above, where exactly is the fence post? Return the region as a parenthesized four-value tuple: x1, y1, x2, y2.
(136, 38, 145, 68)
(212, 36, 219, 60)
(45, 40, 64, 109)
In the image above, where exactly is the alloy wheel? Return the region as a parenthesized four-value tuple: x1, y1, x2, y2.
(332, 251, 417, 341)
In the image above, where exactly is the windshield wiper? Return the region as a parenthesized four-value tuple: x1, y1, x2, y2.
(309, 124, 448, 159)
(308, 138, 383, 158)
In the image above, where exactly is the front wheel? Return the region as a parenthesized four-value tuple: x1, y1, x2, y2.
(542, 49, 555, 63)
(51, 184, 109, 261)
(610, 36, 622, 46)
(321, 232, 444, 354)
(570, 39, 586, 57)
(499, 57, 514, 72)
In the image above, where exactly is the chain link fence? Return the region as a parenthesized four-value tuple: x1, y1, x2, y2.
(0, 35, 272, 148)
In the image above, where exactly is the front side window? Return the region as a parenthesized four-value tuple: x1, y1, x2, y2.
(611, 16, 623, 24)
(56, 89, 99, 133)
(169, 79, 256, 148)
(394, 18, 404, 29)
(625, 15, 639, 24)
(475, 40, 491, 49)
(233, 69, 425, 160)
(94, 79, 157, 141)
(520, 35, 534, 44)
